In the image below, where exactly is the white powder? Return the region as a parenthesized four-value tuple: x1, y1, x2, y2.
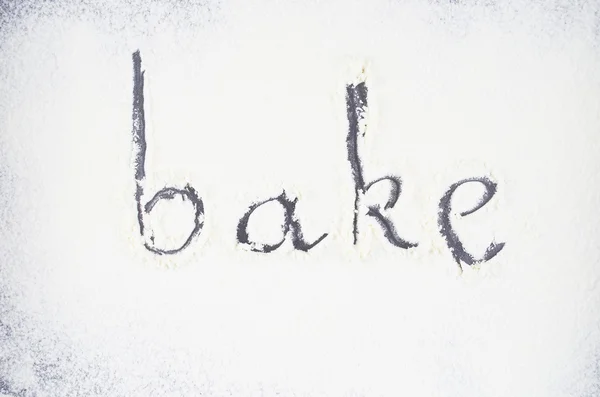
(1, 0, 599, 396)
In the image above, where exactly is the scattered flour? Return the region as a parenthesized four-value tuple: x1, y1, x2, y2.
(0, 0, 599, 396)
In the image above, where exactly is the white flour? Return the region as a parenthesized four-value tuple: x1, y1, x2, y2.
(0, 0, 599, 396)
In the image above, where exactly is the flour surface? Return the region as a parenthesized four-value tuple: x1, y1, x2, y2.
(0, 1, 599, 396)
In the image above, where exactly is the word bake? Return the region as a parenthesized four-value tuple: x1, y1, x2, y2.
(130, 51, 505, 267)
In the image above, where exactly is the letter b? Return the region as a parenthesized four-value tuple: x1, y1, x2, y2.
(131, 51, 204, 255)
